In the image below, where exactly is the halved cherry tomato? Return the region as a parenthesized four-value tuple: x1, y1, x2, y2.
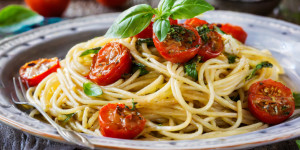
(197, 25, 224, 61)
(99, 103, 146, 139)
(96, 0, 128, 8)
(153, 24, 201, 63)
(248, 79, 295, 124)
(25, 0, 70, 17)
(88, 42, 132, 86)
(184, 18, 208, 28)
(135, 17, 178, 39)
(220, 23, 247, 43)
(19, 57, 60, 87)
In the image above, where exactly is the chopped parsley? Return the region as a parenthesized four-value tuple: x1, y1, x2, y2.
(137, 38, 154, 47)
(246, 61, 273, 80)
(63, 113, 76, 123)
(196, 24, 212, 43)
(224, 53, 237, 64)
(79, 46, 102, 57)
(125, 99, 138, 111)
(184, 56, 201, 80)
(132, 61, 149, 76)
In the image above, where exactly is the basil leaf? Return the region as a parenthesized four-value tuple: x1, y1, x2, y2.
(153, 19, 171, 42)
(83, 82, 103, 96)
(184, 56, 201, 80)
(296, 140, 300, 149)
(293, 93, 300, 107)
(136, 38, 154, 47)
(0, 5, 44, 33)
(63, 113, 76, 123)
(80, 47, 102, 57)
(224, 53, 237, 64)
(170, 0, 214, 19)
(246, 61, 273, 80)
(105, 4, 154, 38)
(132, 62, 149, 76)
(158, 0, 176, 14)
(214, 26, 225, 34)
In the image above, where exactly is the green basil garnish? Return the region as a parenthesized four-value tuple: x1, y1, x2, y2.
(63, 113, 76, 123)
(246, 61, 273, 80)
(83, 82, 103, 96)
(0, 5, 44, 33)
(184, 56, 201, 80)
(224, 53, 237, 64)
(293, 93, 300, 107)
(80, 47, 102, 57)
(132, 62, 149, 76)
(137, 38, 155, 47)
(105, 0, 214, 42)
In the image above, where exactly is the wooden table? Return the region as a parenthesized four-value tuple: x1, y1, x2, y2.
(0, 0, 300, 149)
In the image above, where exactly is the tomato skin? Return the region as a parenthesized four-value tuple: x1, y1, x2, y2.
(99, 103, 146, 139)
(220, 23, 247, 43)
(184, 18, 208, 28)
(88, 42, 132, 86)
(153, 24, 201, 63)
(198, 30, 224, 61)
(248, 79, 295, 124)
(96, 0, 128, 7)
(25, 0, 70, 17)
(19, 57, 60, 87)
(135, 18, 178, 39)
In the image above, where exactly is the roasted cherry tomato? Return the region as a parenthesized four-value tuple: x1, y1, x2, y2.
(19, 57, 60, 87)
(197, 25, 224, 61)
(220, 23, 247, 43)
(184, 18, 208, 28)
(88, 42, 132, 86)
(248, 79, 295, 124)
(135, 17, 178, 39)
(99, 103, 146, 139)
(153, 24, 201, 63)
(96, 0, 128, 8)
(25, 0, 70, 17)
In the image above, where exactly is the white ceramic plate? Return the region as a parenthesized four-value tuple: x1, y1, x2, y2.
(0, 10, 300, 149)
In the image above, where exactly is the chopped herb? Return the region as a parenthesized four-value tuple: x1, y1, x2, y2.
(196, 24, 212, 43)
(83, 82, 103, 96)
(230, 94, 240, 102)
(137, 38, 154, 47)
(63, 113, 76, 123)
(79, 47, 102, 57)
(132, 61, 149, 76)
(125, 99, 138, 111)
(246, 61, 273, 80)
(214, 26, 225, 34)
(293, 93, 300, 107)
(224, 53, 237, 64)
(184, 56, 201, 80)
(296, 140, 300, 149)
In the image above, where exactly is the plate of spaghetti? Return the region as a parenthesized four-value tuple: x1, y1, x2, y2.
(1, 0, 300, 149)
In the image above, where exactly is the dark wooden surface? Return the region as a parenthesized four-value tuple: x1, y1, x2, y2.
(0, 0, 300, 149)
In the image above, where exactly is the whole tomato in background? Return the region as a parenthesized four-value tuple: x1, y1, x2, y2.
(25, 0, 71, 17)
(96, 0, 129, 8)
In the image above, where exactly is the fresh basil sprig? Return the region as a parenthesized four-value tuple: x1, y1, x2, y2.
(105, 0, 214, 42)
(0, 5, 44, 33)
(83, 82, 103, 97)
(246, 61, 273, 80)
(80, 47, 102, 57)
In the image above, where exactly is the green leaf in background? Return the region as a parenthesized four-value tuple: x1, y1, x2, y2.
(293, 93, 300, 107)
(0, 5, 44, 33)
(296, 140, 300, 149)
(153, 18, 171, 41)
(158, 0, 176, 15)
(105, 4, 154, 38)
(170, 0, 214, 19)
(83, 82, 103, 97)
(80, 47, 102, 57)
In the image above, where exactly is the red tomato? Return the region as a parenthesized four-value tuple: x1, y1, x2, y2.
(96, 0, 128, 8)
(19, 57, 60, 87)
(25, 0, 70, 17)
(153, 24, 201, 63)
(184, 18, 208, 28)
(99, 103, 146, 139)
(220, 23, 247, 43)
(135, 17, 178, 39)
(248, 79, 295, 124)
(198, 26, 224, 61)
(88, 42, 132, 86)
